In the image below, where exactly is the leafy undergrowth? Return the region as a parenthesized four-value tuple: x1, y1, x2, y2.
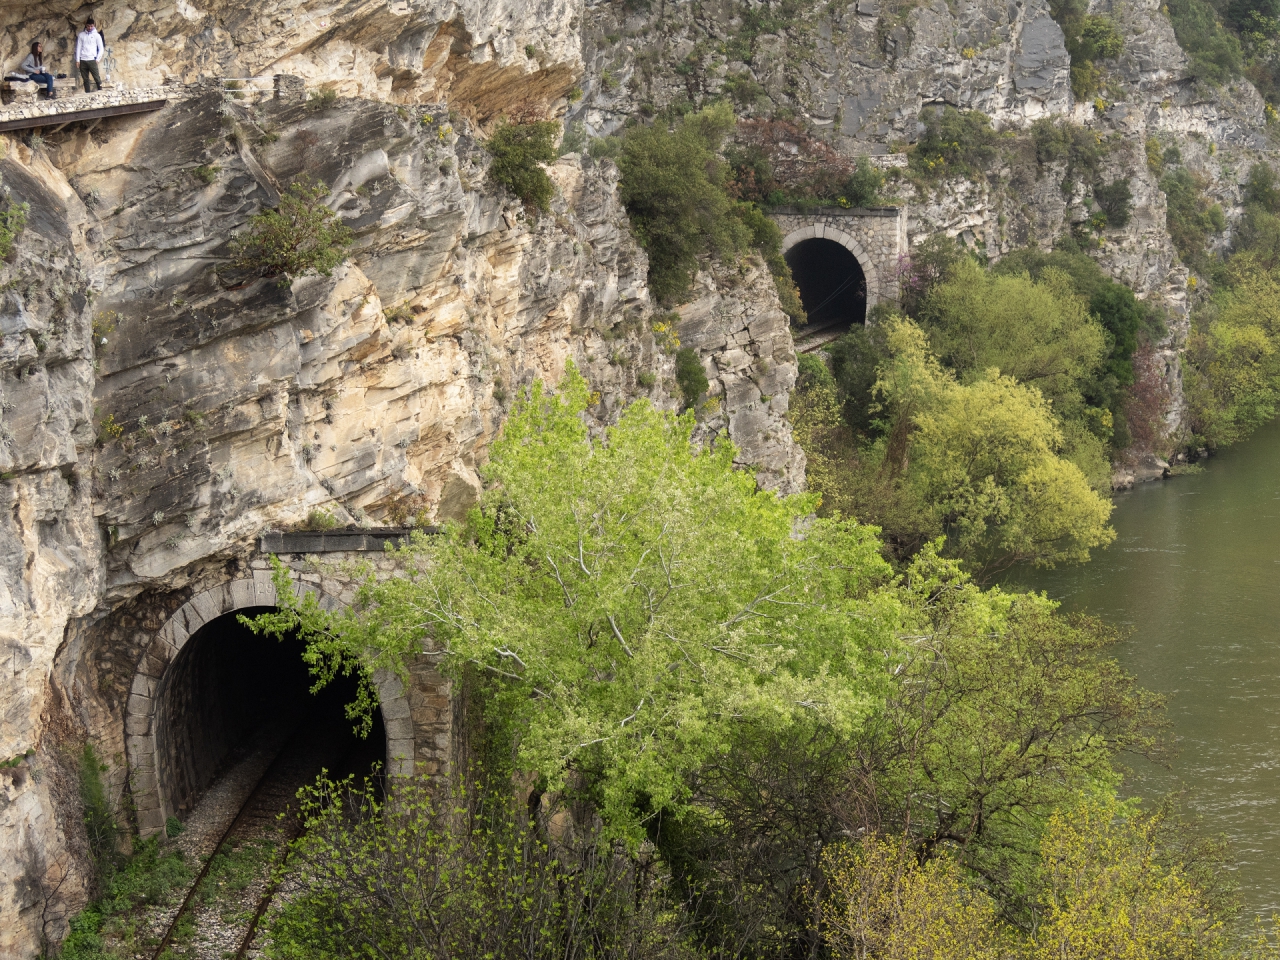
(56, 838, 191, 960)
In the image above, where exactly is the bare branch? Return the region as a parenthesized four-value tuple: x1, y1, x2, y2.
(607, 615, 635, 659)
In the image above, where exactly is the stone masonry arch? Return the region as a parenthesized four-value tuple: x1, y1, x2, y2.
(770, 207, 907, 312)
(781, 225, 882, 310)
(124, 577, 415, 836)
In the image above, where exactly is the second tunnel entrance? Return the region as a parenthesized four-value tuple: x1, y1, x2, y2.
(785, 237, 868, 335)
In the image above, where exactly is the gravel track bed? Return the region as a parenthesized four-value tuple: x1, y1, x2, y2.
(110, 726, 292, 959)
(159, 708, 366, 959)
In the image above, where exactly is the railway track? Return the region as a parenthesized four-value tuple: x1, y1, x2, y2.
(793, 320, 852, 353)
(149, 704, 375, 959)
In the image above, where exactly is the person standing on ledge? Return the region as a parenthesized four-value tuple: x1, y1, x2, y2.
(75, 18, 104, 93)
(20, 41, 55, 100)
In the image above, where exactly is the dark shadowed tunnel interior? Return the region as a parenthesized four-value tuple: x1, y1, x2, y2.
(153, 607, 386, 818)
(784, 238, 868, 333)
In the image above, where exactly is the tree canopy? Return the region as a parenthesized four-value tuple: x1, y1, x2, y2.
(918, 258, 1107, 417)
(257, 363, 897, 840)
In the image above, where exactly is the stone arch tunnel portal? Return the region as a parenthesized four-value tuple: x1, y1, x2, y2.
(784, 237, 868, 335)
(151, 608, 387, 820)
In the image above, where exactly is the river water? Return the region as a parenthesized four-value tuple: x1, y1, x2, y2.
(1016, 417, 1280, 916)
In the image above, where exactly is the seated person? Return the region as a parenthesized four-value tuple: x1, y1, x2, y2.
(20, 41, 55, 99)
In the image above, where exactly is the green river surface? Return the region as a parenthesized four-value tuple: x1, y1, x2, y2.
(1015, 416, 1280, 917)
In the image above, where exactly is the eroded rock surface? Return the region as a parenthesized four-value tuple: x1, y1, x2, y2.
(3, 0, 1279, 951)
(0, 60, 803, 958)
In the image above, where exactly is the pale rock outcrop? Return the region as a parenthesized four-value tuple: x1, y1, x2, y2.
(0, 59, 803, 957)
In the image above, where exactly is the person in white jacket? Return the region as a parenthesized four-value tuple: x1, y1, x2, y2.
(75, 18, 103, 92)
(19, 41, 55, 99)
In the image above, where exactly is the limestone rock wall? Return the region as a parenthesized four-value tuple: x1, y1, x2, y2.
(0, 0, 582, 123)
(0, 65, 804, 956)
(4, 0, 1279, 950)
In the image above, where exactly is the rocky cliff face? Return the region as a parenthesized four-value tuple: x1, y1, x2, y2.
(2, 0, 1275, 952)
(568, 0, 1274, 442)
(0, 3, 806, 949)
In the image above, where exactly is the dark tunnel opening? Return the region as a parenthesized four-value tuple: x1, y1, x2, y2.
(153, 607, 386, 819)
(784, 238, 868, 334)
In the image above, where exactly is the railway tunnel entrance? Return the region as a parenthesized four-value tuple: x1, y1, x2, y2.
(785, 237, 868, 337)
(152, 608, 386, 822)
(125, 577, 421, 837)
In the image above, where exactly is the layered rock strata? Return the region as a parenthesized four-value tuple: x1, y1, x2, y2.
(0, 69, 803, 960)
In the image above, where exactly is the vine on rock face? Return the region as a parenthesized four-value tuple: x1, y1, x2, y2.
(230, 177, 354, 284)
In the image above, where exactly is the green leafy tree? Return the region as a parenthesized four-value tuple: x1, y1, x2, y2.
(230, 177, 354, 283)
(1234, 163, 1280, 271)
(994, 245, 1164, 451)
(733, 201, 807, 323)
(615, 103, 752, 303)
(1185, 254, 1280, 445)
(788, 355, 936, 560)
(485, 119, 560, 212)
(821, 835, 1008, 960)
(254, 363, 896, 840)
(918, 258, 1108, 417)
(1030, 793, 1227, 960)
(857, 553, 1161, 909)
(650, 549, 1165, 955)
(876, 320, 1115, 574)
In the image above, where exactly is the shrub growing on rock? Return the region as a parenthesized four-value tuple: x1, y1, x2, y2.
(0, 173, 28, 262)
(1049, 0, 1125, 96)
(614, 102, 751, 303)
(230, 177, 354, 284)
(1161, 167, 1226, 272)
(674, 346, 710, 408)
(268, 776, 697, 960)
(910, 107, 999, 180)
(1092, 178, 1133, 229)
(1165, 0, 1244, 84)
(485, 119, 559, 212)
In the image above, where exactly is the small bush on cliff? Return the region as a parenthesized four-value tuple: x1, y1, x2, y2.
(230, 177, 354, 284)
(910, 107, 999, 180)
(1092, 178, 1133, 229)
(674, 346, 710, 408)
(0, 172, 28, 262)
(1161, 167, 1226, 273)
(1166, 0, 1244, 84)
(609, 103, 808, 313)
(733, 201, 807, 322)
(1048, 0, 1125, 97)
(614, 102, 752, 303)
(485, 120, 559, 213)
